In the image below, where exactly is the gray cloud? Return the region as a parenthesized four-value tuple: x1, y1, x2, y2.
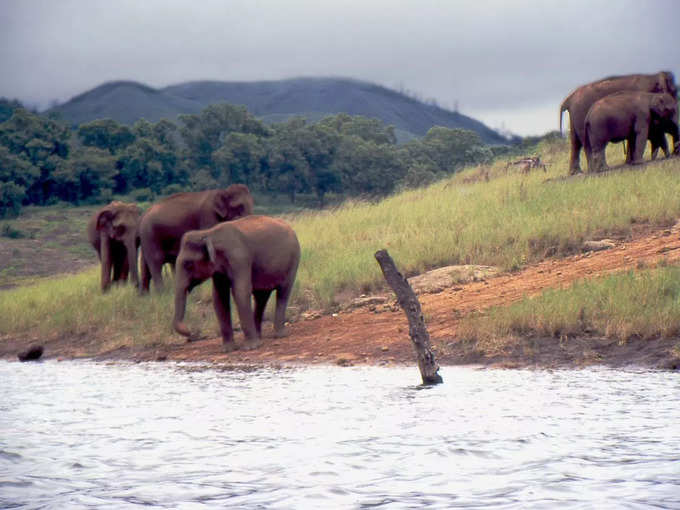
(1, 0, 678, 135)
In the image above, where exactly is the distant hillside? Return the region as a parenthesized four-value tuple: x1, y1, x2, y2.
(49, 77, 510, 144)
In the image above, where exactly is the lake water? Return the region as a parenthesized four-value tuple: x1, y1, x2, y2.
(1, 361, 679, 509)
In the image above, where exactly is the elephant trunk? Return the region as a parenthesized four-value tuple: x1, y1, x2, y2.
(99, 230, 112, 291)
(173, 273, 193, 339)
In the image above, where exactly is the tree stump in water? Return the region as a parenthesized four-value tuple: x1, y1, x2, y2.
(374, 250, 443, 385)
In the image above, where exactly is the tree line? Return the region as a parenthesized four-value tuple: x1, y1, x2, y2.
(0, 98, 513, 217)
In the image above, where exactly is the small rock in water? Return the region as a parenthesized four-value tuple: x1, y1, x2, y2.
(18, 345, 44, 362)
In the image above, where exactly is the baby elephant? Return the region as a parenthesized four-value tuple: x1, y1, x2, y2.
(173, 215, 301, 352)
(584, 91, 679, 172)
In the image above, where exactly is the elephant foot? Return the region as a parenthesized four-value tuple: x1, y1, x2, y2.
(241, 338, 263, 351)
(568, 168, 583, 176)
(222, 340, 239, 353)
(274, 326, 289, 339)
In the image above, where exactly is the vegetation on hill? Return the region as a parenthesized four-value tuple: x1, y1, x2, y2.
(0, 98, 513, 218)
(2, 135, 680, 361)
(48, 78, 510, 144)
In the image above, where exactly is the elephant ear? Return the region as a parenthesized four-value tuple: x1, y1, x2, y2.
(96, 209, 115, 232)
(214, 184, 254, 221)
(651, 94, 675, 119)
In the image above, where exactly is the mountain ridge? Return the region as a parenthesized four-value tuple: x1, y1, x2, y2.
(49, 77, 510, 144)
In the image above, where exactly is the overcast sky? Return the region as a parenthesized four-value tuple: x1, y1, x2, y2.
(1, 0, 679, 136)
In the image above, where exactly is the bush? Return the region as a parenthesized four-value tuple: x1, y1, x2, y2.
(161, 183, 186, 197)
(132, 188, 155, 202)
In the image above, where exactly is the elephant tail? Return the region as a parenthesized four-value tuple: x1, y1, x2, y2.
(559, 99, 570, 135)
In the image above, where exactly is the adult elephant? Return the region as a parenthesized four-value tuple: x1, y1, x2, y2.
(173, 216, 300, 352)
(584, 91, 679, 172)
(87, 201, 141, 292)
(139, 184, 254, 291)
(560, 71, 677, 174)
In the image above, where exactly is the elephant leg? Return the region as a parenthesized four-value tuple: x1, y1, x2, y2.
(631, 126, 648, 165)
(140, 253, 151, 293)
(590, 147, 606, 173)
(273, 284, 293, 338)
(212, 273, 237, 352)
(659, 135, 669, 158)
(146, 255, 165, 292)
(569, 129, 583, 175)
(231, 275, 260, 349)
(253, 289, 273, 337)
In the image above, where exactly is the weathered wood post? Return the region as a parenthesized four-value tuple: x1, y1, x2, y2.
(374, 249, 443, 385)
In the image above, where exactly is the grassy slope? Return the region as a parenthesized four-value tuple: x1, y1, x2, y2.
(2, 138, 680, 354)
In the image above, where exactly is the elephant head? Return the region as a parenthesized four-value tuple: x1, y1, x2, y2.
(650, 93, 680, 154)
(173, 231, 217, 339)
(658, 71, 678, 100)
(214, 184, 254, 222)
(96, 201, 141, 289)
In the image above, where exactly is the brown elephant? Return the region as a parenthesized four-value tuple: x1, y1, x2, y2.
(584, 91, 679, 173)
(173, 215, 300, 352)
(648, 115, 680, 161)
(139, 184, 253, 291)
(560, 71, 677, 174)
(87, 201, 142, 292)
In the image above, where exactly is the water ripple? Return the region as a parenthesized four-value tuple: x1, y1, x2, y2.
(1, 362, 680, 508)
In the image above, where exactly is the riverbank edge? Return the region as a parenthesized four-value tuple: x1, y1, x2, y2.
(3, 330, 679, 371)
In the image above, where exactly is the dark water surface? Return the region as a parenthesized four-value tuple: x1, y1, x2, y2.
(1, 361, 679, 509)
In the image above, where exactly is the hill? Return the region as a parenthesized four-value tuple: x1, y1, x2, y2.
(48, 81, 202, 126)
(48, 77, 510, 144)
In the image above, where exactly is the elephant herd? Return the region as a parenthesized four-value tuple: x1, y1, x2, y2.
(560, 70, 679, 174)
(87, 185, 300, 353)
(86, 71, 679, 353)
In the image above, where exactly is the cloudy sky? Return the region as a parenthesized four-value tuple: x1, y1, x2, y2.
(1, 0, 678, 136)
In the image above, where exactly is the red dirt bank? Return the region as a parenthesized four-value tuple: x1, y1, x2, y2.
(4, 226, 680, 369)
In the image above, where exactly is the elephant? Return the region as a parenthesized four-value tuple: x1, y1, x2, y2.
(648, 116, 680, 161)
(584, 91, 679, 173)
(172, 215, 300, 352)
(139, 184, 254, 292)
(560, 71, 677, 174)
(87, 201, 141, 291)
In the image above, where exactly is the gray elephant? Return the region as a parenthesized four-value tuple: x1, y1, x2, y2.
(173, 215, 300, 352)
(560, 71, 677, 174)
(87, 201, 141, 292)
(139, 184, 254, 291)
(584, 91, 679, 172)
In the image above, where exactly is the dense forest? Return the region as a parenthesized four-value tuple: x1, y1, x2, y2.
(0, 98, 523, 218)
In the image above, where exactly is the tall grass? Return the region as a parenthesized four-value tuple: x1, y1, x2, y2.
(293, 141, 680, 307)
(458, 265, 680, 351)
(2, 138, 680, 350)
(0, 267, 218, 351)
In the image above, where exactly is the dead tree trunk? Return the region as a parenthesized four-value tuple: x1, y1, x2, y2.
(374, 249, 443, 385)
